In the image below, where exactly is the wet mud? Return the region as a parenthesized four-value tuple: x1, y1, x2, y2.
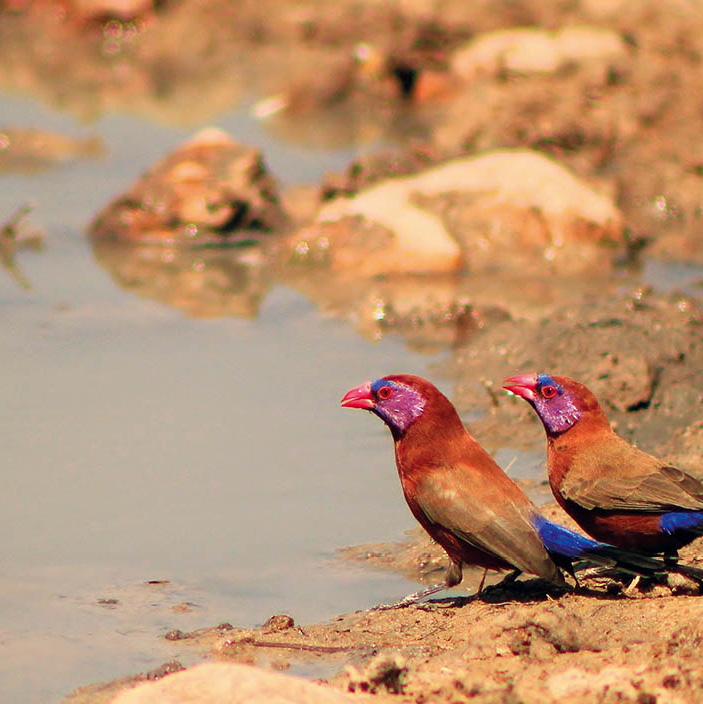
(67, 527, 703, 704)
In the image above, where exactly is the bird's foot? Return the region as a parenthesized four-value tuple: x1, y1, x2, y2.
(371, 583, 457, 611)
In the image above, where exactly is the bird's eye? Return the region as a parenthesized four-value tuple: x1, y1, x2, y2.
(377, 386, 394, 400)
(541, 385, 558, 399)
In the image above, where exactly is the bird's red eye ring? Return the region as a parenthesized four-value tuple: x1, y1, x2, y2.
(541, 385, 558, 399)
(377, 386, 393, 400)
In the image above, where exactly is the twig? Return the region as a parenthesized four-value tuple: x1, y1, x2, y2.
(244, 640, 359, 653)
(0, 203, 43, 290)
(1, 203, 33, 240)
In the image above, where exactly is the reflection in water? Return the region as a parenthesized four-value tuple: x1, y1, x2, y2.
(92, 240, 272, 319)
(92, 234, 627, 356)
(91, 238, 490, 349)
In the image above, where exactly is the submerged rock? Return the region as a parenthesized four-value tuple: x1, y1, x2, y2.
(0, 128, 103, 173)
(89, 128, 287, 244)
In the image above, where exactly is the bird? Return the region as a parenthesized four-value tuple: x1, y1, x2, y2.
(503, 372, 703, 567)
(341, 373, 669, 607)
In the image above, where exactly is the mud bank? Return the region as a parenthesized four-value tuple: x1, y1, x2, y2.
(66, 519, 703, 704)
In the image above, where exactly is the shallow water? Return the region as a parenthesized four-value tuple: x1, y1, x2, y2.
(0, 91, 446, 703)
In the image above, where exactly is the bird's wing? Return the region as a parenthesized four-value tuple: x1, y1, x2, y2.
(562, 465, 703, 512)
(413, 465, 559, 580)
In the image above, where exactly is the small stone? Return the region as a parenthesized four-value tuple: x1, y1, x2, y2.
(263, 614, 295, 632)
(164, 630, 187, 641)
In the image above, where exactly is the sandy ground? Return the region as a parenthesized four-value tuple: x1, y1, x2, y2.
(66, 507, 703, 704)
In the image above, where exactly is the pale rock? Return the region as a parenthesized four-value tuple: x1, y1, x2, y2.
(452, 26, 627, 79)
(112, 662, 355, 704)
(310, 148, 621, 275)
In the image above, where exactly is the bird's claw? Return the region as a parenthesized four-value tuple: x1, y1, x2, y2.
(371, 599, 417, 611)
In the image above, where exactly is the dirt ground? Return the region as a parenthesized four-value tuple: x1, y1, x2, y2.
(67, 511, 703, 704)
(4, 0, 703, 701)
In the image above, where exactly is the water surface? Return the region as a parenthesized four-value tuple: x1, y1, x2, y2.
(0, 91, 444, 703)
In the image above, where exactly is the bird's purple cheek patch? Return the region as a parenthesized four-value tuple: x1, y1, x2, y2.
(341, 383, 375, 410)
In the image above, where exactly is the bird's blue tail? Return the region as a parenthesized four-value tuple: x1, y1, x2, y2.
(660, 510, 703, 535)
(532, 514, 603, 559)
(531, 514, 669, 575)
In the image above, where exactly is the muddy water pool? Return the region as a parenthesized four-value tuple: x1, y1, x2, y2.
(0, 91, 448, 703)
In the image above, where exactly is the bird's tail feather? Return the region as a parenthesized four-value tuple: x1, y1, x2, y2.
(581, 542, 668, 574)
(533, 514, 669, 576)
(660, 510, 703, 536)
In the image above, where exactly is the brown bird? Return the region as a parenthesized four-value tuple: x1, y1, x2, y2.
(503, 373, 703, 563)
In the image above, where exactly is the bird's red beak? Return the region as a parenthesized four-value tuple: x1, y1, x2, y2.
(341, 382, 375, 410)
(503, 374, 539, 402)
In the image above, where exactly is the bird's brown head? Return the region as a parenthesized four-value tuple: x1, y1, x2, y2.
(341, 374, 443, 440)
(503, 373, 603, 436)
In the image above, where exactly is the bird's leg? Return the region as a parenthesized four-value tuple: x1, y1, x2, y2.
(494, 568, 521, 589)
(476, 568, 489, 595)
(474, 568, 521, 601)
(372, 561, 464, 610)
(444, 560, 463, 588)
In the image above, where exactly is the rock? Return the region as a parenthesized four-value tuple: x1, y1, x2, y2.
(494, 609, 598, 661)
(666, 571, 700, 595)
(451, 26, 627, 79)
(320, 145, 446, 201)
(290, 149, 622, 276)
(344, 653, 408, 694)
(112, 662, 356, 704)
(657, 419, 703, 470)
(89, 128, 287, 244)
(592, 352, 653, 412)
(263, 614, 295, 632)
